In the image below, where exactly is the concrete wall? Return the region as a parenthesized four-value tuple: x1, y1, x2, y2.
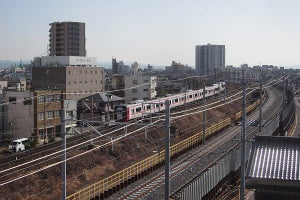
(3, 91, 34, 139)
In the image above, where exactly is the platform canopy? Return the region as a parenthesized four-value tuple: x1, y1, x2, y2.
(246, 136, 300, 191)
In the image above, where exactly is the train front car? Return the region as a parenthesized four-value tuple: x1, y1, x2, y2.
(114, 105, 128, 122)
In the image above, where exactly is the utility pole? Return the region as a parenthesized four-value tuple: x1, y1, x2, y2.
(165, 100, 170, 200)
(43, 93, 46, 144)
(202, 84, 206, 144)
(61, 105, 66, 200)
(184, 83, 187, 110)
(240, 70, 246, 200)
(91, 96, 94, 123)
(224, 81, 227, 104)
(283, 78, 286, 111)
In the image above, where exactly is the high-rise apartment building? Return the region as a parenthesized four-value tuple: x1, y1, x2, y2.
(195, 44, 225, 76)
(49, 21, 86, 56)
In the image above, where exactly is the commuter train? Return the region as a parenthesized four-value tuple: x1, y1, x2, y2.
(114, 82, 225, 122)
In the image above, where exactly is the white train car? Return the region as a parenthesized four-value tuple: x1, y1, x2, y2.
(115, 82, 225, 122)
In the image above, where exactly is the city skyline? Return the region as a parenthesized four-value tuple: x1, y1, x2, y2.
(1, 0, 300, 67)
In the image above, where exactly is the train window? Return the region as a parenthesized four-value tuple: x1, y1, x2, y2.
(195, 93, 198, 97)
(147, 105, 150, 110)
(161, 102, 164, 107)
(136, 107, 142, 112)
(156, 103, 160, 108)
(175, 98, 179, 103)
(131, 108, 135, 113)
(117, 110, 122, 115)
(189, 95, 192, 98)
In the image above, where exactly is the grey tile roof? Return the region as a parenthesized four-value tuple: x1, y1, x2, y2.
(247, 136, 300, 182)
(81, 92, 123, 103)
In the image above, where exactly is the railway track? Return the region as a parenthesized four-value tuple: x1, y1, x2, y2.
(0, 84, 263, 196)
(110, 87, 283, 200)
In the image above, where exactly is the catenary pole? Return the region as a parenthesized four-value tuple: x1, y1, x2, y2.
(240, 71, 246, 200)
(259, 77, 262, 132)
(61, 105, 66, 200)
(202, 84, 206, 144)
(165, 100, 170, 200)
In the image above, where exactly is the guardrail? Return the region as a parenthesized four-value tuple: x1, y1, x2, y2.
(67, 119, 231, 200)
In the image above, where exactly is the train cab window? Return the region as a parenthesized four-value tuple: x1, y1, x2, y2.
(136, 107, 142, 112)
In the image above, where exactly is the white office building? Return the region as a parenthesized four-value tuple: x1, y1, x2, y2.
(124, 63, 157, 103)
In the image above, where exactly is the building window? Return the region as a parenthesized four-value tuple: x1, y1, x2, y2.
(45, 95, 50, 103)
(132, 80, 138, 84)
(56, 95, 61, 101)
(54, 110, 60, 118)
(39, 112, 44, 120)
(38, 96, 44, 104)
(49, 95, 55, 102)
(85, 70, 87, 74)
(85, 81, 88, 84)
(79, 81, 82, 84)
(68, 71, 71, 74)
(91, 71, 93, 74)
(132, 89, 137, 93)
(95, 80, 98, 84)
(68, 81, 71, 85)
(90, 80, 93, 84)
(23, 98, 32, 105)
(95, 71, 97, 74)
(9, 97, 17, 104)
(66, 111, 73, 119)
(47, 111, 53, 119)
(74, 81, 76, 84)
(38, 130, 44, 140)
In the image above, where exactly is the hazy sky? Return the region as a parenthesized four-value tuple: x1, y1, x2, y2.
(1, 0, 300, 67)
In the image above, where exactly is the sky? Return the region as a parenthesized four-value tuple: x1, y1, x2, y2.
(1, 0, 300, 67)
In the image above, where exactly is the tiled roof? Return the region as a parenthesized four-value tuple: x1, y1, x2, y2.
(247, 136, 300, 182)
